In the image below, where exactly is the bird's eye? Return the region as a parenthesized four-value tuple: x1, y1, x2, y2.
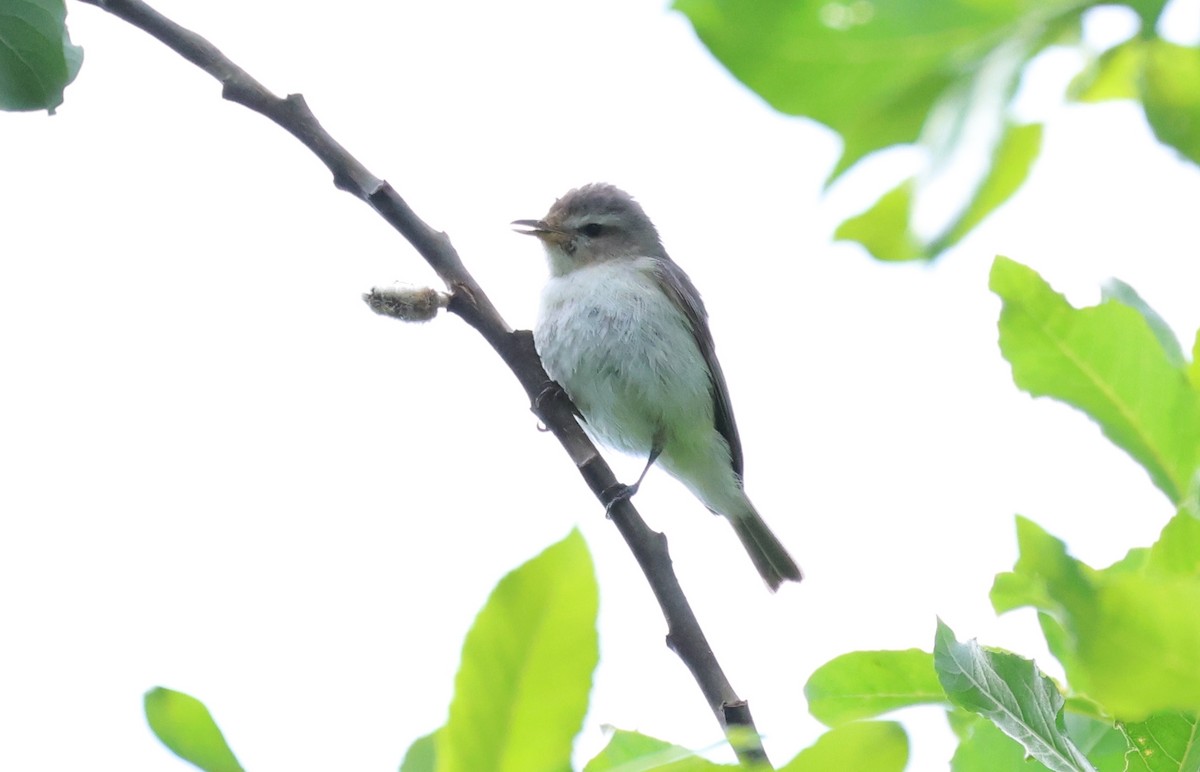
(580, 223, 604, 238)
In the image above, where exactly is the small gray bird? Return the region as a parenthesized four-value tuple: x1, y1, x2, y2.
(514, 183, 802, 591)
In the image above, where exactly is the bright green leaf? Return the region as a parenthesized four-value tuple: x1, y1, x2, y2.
(990, 256, 1200, 506)
(1146, 510, 1200, 577)
(804, 649, 945, 726)
(779, 721, 908, 772)
(933, 619, 1095, 772)
(1063, 713, 1146, 772)
(834, 180, 922, 262)
(1069, 40, 1143, 103)
(672, 0, 1069, 182)
(144, 688, 244, 772)
(1120, 712, 1200, 772)
(992, 517, 1200, 720)
(952, 717, 1054, 772)
(1141, 41, 1200, 166)
(582, 729, 729, 772)
(400, 730, 437, 772)
(0, 0, 82, 112)
(1102, 278, 1186, 367)
(1189, 330, 1200, 392)
(439, 530, 599, 772)
(933, 122, 1044, 254)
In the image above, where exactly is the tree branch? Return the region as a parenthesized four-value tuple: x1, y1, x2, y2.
(77, 0, 771, 765)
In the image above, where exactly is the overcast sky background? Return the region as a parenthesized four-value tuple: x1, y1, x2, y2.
(3, 1, 1200, 770)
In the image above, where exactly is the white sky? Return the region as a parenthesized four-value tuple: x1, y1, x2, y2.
(3, 1, 1199, 770)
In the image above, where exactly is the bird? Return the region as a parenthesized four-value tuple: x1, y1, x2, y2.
(513, 183, 802, 591)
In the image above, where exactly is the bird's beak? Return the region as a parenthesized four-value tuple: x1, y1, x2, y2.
(512, 219, 559, 239)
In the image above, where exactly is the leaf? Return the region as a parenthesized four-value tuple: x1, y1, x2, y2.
(990, 256, 1200, 507)
(991, 517, 1200, 720)
(1102, 278, 1185, 367)
(1063, 713, 1147, 772)
(933, 619, 1095, 772)
(582, 729, 729, 772)
(804, 649, 945, 726)
(932, 122, 1044, 254)
(779, 721, 908, 772)
(672, 0, 1071, 182)
(1145, 510, 1200, 577)
(399, 730, 438, 772)
(833, 180, 921, 262)
(0, 0, 83, 112)
(1120, 712, 1200, 772)
(951, 717, 1053, 772)
(1141, 41, 1200, 166)
(439, 530, 599, 772)
(143, 687, 244, 772)
(1069, 40, 1143, 103)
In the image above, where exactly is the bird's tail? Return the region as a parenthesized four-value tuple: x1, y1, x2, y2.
(729, 507, 803, 592)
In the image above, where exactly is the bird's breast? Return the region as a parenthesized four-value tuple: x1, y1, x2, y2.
(534, 259, 713, 455)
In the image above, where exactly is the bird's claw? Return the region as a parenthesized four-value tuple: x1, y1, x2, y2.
(601, 481, 639, 517)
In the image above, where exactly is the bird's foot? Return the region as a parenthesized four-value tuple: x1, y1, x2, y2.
(601, 481, 640, 517)
(533, 380, 570, 413)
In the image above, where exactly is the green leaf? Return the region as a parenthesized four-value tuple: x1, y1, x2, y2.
(1189, 330, 1200, 392)
(1069, 40, 1143, 103)
(1146, 510, 1200, 577)
(439, 530, 599, 772)
(1102, 278, 1185, 367)
(1063, 713, 1145, 772)
(143, 687, 244, 772)
(991, 517, 1200, 720)
(834, 180, 922, 262)
(1120, 712, 1200, 772)
(951, 717, 1053, 772)
(582, 729, 729, 772)
(804, 649, 945, 726)
(779, 721, 908, 772)
(400, 730, 438, 772)
(0, 0, 83, 112)
(990, 256, 1200, 507)
(932, 122, 1043, 254)
(672, 0, 1069, 182)
(1141, 41, 1200, 166)
(933, 619, 1095, 772)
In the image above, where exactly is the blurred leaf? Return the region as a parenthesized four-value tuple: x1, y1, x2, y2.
(1190, 330, 1200, 391)
(833, 180, 921, 261)
(992, 517, 1200, 719)
(673, 0, 1073, 182)
(934, 619, 1095, 772)
(990, 256, 1200, 507)
(400, 730, 438, 772)
(144, 688, 244, 772)
(837, 122, 1043, 261)
(1063, 713, 1145, 772)
(582, 729, 729, 772)
(933, 122, 1044, 253)
(1145, 510, 1200, 577)
(1102, 278, 1185, 367)
(805, 649, 945, 726)
(1069, 40, 1143, 103)
(439, 530, 599, 772)
(1141, 41, 1200, 166)
(780, 721, 908, 772)
(1120, 712, 1200, 771)
(951, 717, 1053, 772)
(0, 0, 82, 112)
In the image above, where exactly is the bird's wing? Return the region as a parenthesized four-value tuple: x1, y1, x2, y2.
(651, 257, 745, 478)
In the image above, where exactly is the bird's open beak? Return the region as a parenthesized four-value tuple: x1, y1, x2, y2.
(512, 219, 558, 237)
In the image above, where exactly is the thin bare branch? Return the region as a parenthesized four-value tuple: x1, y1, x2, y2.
(77, 0, 771, 764)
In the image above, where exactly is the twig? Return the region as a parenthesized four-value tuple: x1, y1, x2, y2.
(76, 0, 772, 765)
